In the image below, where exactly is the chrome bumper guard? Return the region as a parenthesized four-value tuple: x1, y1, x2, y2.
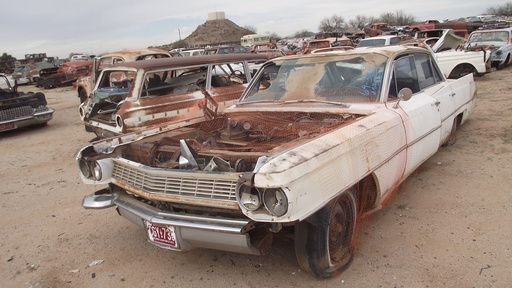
(82, 189, 260, 255)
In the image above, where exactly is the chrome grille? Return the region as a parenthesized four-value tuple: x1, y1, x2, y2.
(112, 159, 239, 206)
(0, 106, 34, 121)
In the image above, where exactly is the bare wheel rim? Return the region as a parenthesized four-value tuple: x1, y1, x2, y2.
(327, 198, 354, 265)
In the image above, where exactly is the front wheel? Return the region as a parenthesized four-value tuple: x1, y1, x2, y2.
(294, 190, 357, 278)
(79, 89, 88, 104)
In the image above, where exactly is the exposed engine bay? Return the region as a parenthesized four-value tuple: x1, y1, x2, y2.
(118, 111, 361, 172)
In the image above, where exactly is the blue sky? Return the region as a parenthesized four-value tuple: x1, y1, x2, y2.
(2, 0, 508, 59)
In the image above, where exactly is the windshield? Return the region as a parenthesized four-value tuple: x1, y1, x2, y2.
(35, 62, 56, 69)
(241, 53, 388, 104)
(468, 31, 509, 43)
(357, 39, 386, 47)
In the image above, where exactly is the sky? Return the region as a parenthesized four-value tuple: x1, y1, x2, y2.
(2, 0, 508, 60)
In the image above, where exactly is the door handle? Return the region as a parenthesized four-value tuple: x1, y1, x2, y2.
(449, 93, 456, 97)
(432, 101, 440, 107)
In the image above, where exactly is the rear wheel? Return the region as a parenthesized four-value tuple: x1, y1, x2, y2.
(294, 190, 357, 278)
(443, 118, 458, 146)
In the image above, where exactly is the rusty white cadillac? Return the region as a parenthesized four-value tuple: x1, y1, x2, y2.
(77, 45, 476, 278)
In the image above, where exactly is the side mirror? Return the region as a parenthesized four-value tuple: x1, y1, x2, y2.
(398, 87, 413, 101)
(393, 87, 413, 109)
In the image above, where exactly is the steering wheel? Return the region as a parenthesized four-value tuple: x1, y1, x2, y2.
(229, 70, 246, 83)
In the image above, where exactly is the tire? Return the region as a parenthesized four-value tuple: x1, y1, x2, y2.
(497, 54, 510, 70)
(294, 190, 357, 278)
(79, 89, 88, 104)
(442, 118, 458, 146)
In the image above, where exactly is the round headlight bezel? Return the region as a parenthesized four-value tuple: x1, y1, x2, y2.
(263, 188, 288, 217)
(237, 184, 262, 211)
(79, 158, 91, 178)
(91, 161, 102, 181)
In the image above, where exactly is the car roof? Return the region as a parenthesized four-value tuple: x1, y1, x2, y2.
(470, 27, 512, 33)
(108, 53, 273, 71)
(100, 48, 171, 59)
(272, 45, 425, 61)
(362, 35, 400, 40)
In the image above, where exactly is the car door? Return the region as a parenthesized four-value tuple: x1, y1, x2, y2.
(389, 53, 442, 177)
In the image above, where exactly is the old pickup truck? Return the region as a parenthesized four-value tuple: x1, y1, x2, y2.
(404, 20, 441, 35)
(77, 46, 476, 278)
(404, 29, 491, 78)
(79, 53, 272, 138)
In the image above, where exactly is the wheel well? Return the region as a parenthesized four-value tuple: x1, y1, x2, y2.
(77, 86, 85, 97)
(448, 63, 476, 79)
(355, 175, 378, 215)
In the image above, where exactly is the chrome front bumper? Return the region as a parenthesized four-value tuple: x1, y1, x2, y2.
(82, 189, 260, 255)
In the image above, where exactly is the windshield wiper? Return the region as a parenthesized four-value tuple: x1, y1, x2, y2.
(283, 99, 350, 107)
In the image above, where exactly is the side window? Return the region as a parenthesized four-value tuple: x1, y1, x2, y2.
(390, 37, 400, 45)
(98, 57, 113, 71)
(414, 53, 436, 90)
(393, 55, 420, 95)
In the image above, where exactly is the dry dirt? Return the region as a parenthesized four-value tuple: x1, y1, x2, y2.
(1, 67, 511, 288)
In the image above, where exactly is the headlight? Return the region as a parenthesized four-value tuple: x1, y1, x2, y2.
(91, 161, 102, 181)
(263, 188, 288, 217)
(496, 50, 502, 56)
(79, 158, 91, 178)
(79, 159, 102, 181)
(237, 185, 261, 211)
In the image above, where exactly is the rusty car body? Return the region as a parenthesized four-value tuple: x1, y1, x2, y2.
(404, 20, 441, 35)
(249, 42, 278, 51)
(79, 53, 272, 138)
(75, 48, 171, 103)
(0, 73, 53, 132)
(203, 46, 251, 55)
(363, 22, 397, 37)
(77, 46, 476, 278)
(36, 60, 92, 89)
(11, 62, 56, 85)
(434, 19, 483, 38)
(299, 39, 331, 54)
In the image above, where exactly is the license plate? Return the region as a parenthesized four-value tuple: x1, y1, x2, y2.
(144, 221, 178, 248)
(0, 122, 15, 132)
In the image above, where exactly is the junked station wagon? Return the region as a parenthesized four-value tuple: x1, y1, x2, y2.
(77, 46, 476, 278)
(79, 53, 272, 137)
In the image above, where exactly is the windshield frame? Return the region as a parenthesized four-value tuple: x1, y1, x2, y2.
(240, 53, 389, 105)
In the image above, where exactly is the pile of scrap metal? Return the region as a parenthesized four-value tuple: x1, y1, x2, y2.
(36, 60, 92, 89)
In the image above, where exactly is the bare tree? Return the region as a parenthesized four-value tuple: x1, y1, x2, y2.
(348, 15, 370, 29)
(318, 14, 346, 33)
(486, 2, 512, 16)
(394, 10, 416, 25)
(293, 29, 315, 38)
(243, 25, 257, 33)
(265, 31, 281, 42)
(379, 12, 395, 24)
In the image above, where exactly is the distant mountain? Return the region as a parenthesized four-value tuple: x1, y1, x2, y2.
(184, 19, 255, 47)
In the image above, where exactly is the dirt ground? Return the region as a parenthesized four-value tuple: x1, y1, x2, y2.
(1, 67, 511, 288)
